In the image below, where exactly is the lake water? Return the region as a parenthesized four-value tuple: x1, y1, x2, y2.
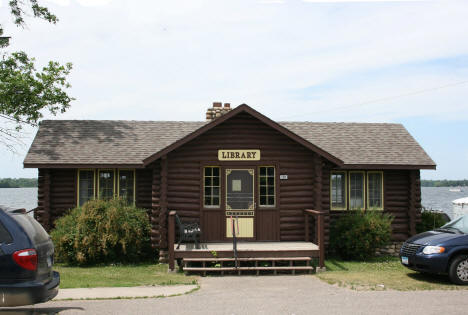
(0, 187, 467, 219)
(0, 187, 37, 210)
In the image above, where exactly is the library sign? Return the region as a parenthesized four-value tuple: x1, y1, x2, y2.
(218, 150, 261, 161)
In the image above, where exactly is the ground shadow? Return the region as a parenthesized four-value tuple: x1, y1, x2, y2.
(0, 307, 83, 315)
(406, 272, 455, 286)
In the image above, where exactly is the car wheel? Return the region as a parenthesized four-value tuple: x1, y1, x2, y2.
(449, 255, 468, 285)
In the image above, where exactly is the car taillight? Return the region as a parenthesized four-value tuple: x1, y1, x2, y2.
(13, 249, 38, 271)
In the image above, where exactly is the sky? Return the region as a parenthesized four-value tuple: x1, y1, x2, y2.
(0, 0, 467, 180)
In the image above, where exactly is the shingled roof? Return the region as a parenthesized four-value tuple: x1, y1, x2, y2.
(24, 108, 436, 169)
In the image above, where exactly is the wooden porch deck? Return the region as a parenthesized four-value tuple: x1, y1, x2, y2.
(174, 241, 319, 259)
(167, 209, 326, 274)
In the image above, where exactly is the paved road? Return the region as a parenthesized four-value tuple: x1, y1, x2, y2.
(4, 276, 468, 315)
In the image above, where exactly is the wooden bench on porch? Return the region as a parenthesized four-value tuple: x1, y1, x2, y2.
(167, 209, 326, 275)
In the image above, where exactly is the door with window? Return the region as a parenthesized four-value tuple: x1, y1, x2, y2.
(225, 168, 255, 239)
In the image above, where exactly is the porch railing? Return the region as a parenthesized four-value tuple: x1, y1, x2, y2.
(168, 210, 176, 271)
(168, 209, 326, 271)
(304, 209, 326, 268)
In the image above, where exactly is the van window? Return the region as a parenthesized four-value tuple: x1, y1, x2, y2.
(12, 214, 50, 244)
(0, 221, 13, 244)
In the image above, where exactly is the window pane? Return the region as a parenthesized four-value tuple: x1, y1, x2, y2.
(349, 172, 364, 210)
(213, 176, 219, 186)
(99, 170, 114, 199)
(212, 167, 219, 177)
(205, 167, 212, 176)
(267, 168, 274, 176)
(259, 167, 275, 206)
(212, 187, 219, 196)
(0, 221, 12, 244)
(268, 186, 275, 195)
(79, 170, 94, 206)
(119, 170, 134, 204)
(368, 173, 383, 209)
(267, 177, 274, 186)
(212, 197, 219, 206)
(204, 187, 211, 197)
(331, 172, 346, 209)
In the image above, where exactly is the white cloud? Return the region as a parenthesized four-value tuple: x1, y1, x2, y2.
(303, 0, 425, 2)
(44, 0, 71, 6)
(1, 0, 468, 178)
(75, 0, 113, 6)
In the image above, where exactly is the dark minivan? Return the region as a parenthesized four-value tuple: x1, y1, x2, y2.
(0, 206, 60, 307)
(400, 215, 468, 284)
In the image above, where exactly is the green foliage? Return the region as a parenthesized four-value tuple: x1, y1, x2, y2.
(416, 211, 449, 233)
(421, 180, 468, 187)
(1, 1, 73, 150)
(8, 0, 58, 27)
(0, 51, 73, 126)
(330, 211, 393, 260)
(51, 199, 154, 266)
(0, 177, 37, 188)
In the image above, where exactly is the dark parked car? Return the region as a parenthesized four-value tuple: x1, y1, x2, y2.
(400, 215, 468, 284)
(0, 206, 60, 307)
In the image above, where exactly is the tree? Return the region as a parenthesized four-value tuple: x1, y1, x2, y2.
(1, 1, 73, 151)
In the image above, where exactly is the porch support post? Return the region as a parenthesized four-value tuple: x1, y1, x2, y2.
(317, 212, 325, 268)
(159, 156, 168, 259)
(314, 155, 324, 268)
(168, 211, 176, 271)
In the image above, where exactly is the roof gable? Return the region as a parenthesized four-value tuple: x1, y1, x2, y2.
(142, 104, 344, 166)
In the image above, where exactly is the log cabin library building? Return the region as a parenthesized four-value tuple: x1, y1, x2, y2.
(24, 103, 436, 270)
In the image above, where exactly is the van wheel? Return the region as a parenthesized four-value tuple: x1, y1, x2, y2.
(449, 255, 468, 285)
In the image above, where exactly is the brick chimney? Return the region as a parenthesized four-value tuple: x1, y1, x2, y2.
(206, 102, 232, 121)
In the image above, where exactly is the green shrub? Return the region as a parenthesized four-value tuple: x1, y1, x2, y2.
(51, 199, 153, 265)
(416, 211, 449, 234)
(330, 211, 393, 260)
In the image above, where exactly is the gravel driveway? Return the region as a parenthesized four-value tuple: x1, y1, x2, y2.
(6, 275, 468, 315)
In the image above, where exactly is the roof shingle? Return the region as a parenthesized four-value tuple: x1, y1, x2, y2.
(23, 119, 435, 168)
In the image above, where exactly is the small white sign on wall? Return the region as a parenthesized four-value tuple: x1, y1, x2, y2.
(280, 175, 288, 180)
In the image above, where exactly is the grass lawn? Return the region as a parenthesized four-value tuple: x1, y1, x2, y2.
(316, 256, 468, 291)
(55, 263, 198, 289)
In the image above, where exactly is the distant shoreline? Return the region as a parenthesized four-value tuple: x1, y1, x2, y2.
(421, 180, 468, 187)
(0, 178, 38, 188)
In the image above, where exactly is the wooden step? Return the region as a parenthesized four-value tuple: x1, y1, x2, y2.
(183, 257, 313, 262)
(183, 266, 314, 272)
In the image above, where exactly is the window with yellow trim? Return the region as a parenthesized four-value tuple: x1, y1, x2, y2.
(78, 170, 95, 206)
(204, 167, 220, 207)
(98, 170, 114, 199)
(368, 172, 383, 210)
(331, 171, 347, 210)
(259, 166, 275, 207)
(349, 171, 365, 210)
(118, 170, 135, 204)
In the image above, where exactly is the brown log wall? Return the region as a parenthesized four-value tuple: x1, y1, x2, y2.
(49, 169, 76, 229)
(163, 112, 320, 245)
(36, 168, 154, 232)
(328, 169, 421, 243)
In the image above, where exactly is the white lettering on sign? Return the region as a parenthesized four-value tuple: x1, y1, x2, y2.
(280, 175, 288, 180)
(218, 150, 261, 161)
